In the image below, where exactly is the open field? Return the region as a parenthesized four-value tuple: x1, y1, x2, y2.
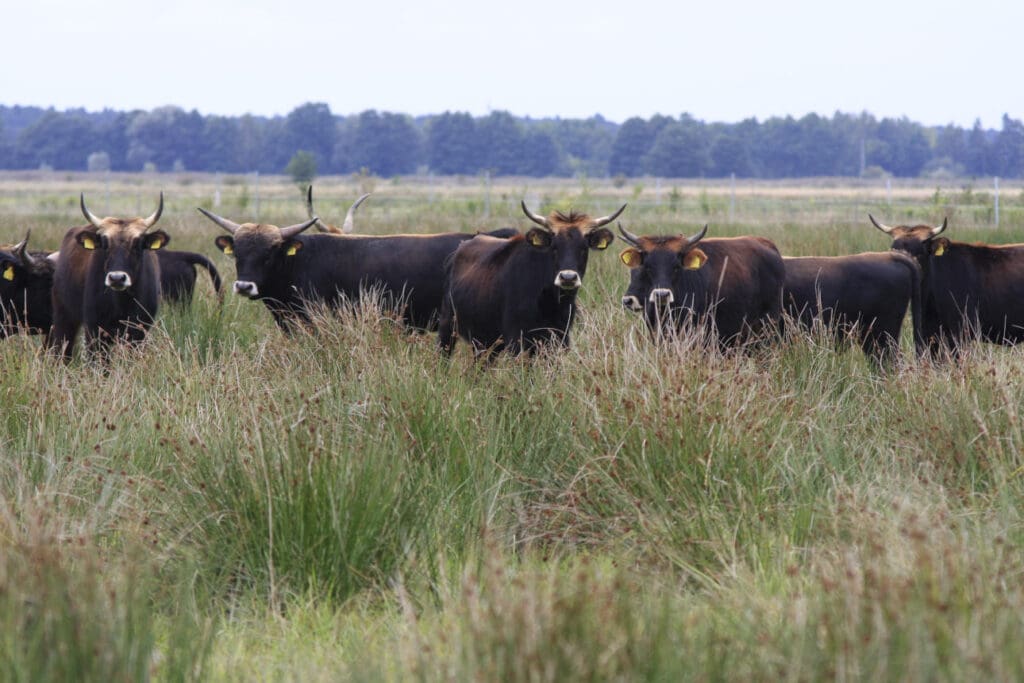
(2, 174, 1024, 681)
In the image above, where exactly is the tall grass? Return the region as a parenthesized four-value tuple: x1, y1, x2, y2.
(1, 176, 1024, 680)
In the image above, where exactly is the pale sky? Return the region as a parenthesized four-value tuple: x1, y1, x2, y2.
(3, 0, 1020, 129)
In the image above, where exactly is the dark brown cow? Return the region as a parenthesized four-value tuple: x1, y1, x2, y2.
(617, 224, 784, 347)
(47, 194, 170, 360)
(200, 191, 518, 332)
(0, 231, 55, 337)
(782, 252, 921, 365)
(871, 214, 1024, 355)
(438, 202, 622, 357)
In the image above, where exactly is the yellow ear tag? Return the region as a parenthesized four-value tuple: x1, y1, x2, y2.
(149, 238, 163, 250)
(620, 249, 641, 268)
(528, 232, 547, 247)
(2, 265, 13, 281)
(592, 234, 611, 250)
(286, 244, 299, 256)
(81, 236, 96, 250)
(684, 252, 705, 270)
(934, 242, 945, 257)
(222, 244, 233, 255)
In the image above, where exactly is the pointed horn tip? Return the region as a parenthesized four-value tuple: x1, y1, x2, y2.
(617, 222, 642, 246)
(520, 200, 551, 230)
(591, 202, 629, 229)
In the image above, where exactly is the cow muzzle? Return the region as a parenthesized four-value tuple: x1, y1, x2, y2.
(554, 270, 581, 290)
(649, 288, 674, 307)
(622, 295, 643, 312)
(233, 280, 259, 298)
(105, 271, 132, 291)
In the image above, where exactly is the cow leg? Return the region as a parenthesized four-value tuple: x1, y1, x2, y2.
(46, 319, 79, 362)
(85, 325, 114, 362)
(437, 298, 457, 357)
(862, 329, 899, 370)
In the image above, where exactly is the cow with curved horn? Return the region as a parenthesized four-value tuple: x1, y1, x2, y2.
(438, 201, 624, 357)
(201, 188, 520, 332)
(0, 230, 57, 338)
(47, 193, 170, 360)
(871, 213, 1024, 356)
(617, 223, 784, 347)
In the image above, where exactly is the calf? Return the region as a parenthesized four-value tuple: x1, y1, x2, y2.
(438, 202, 623, 357)
(617, 224, 784, 347)
(782, 252, 921, 365)
(47, 194, 170, 360)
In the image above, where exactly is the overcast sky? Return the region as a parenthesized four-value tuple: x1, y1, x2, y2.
(3, 0, 1020, 128)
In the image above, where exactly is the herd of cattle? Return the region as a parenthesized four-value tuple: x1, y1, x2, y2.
(1, 186, 1022, 365)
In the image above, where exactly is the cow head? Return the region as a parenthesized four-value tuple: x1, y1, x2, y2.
(199, 208, 319, 299)
(617, 223, 709, 313)
(305, 185, 371, 234)
(520, 201, 623, 291)
(77, 193, 169, 292)
(0, 231, 55, 336)
(870, 214, 948, 263)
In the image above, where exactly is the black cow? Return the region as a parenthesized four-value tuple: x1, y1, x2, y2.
(871, 214, 1024, 355)
(47, 194, 170, 360)
(158, 250, 223, 304)
(617, 224, 784, 347)
(199, 193, 519, 332)
(782, 252, 921, 365)
(0, 231, 55, 337)
(438, 202, 623, 357)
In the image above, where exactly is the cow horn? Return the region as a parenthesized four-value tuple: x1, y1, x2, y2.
(617, 222, 642, 247)
(590, 203, 628, 230)
(341, 193, 371, 234)
(684, 224, 709, 248)
(306, 185, 334, 233)
(196, 207, 241, 234)
(12, 230, 40, 268)
(141, 192, 164, 229)
(279, 217, 319, 240)
(931, 217, 948, 237)
(80, 193, 104, 229)
(868, 214, 894, 234)
(521, 201, 551, 231)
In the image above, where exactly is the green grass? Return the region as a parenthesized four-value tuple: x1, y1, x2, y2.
(2, 174, 1024, 680)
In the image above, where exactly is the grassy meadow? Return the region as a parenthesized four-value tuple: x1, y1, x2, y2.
(2, 171, 1024, 681)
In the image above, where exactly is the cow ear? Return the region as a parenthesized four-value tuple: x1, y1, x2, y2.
(619, 248, 642, 268)
(76, 231, 100, 251)
(682, 248, 707, 270)
(587, 228, 613, 250)
(215, 236, 235, 256)
(142, 230, 170, 250)
(283, 240, 303, 257)
(932, 238, 949, 257)
(525, 228, 552, 249)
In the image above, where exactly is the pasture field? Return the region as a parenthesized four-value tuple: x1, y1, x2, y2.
(3, 172, 1024, 681)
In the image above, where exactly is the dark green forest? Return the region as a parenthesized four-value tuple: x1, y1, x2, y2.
(0, 102, 1020, 179)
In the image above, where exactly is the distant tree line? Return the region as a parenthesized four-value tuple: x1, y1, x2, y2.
(0, 102, 1020, 179)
